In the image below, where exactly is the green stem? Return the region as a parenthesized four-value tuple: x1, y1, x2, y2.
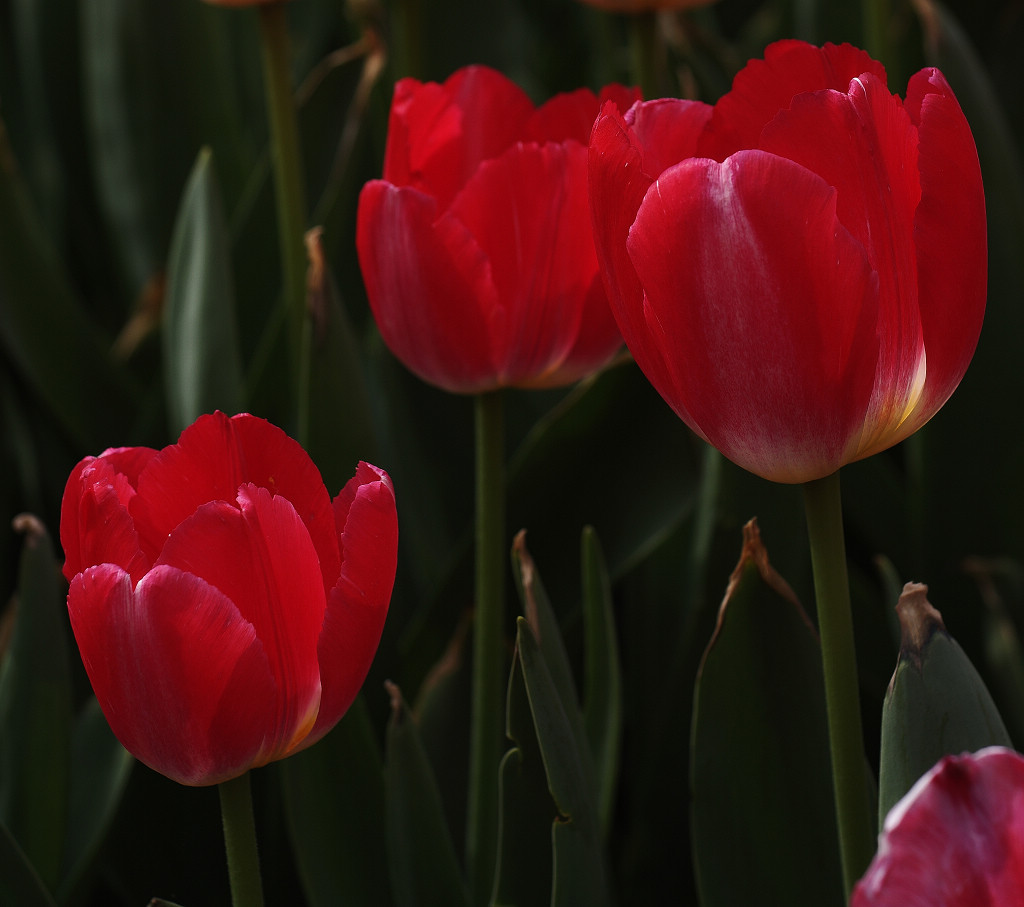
(802, 471, 876, 895)
(258, 2, 310, 445)
(628, 11, 661, 100)
(466, 390, 506, 905)
(219, 773, 265, 907)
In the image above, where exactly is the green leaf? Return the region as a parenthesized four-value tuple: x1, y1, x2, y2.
(515, 617, 612, 907)
(384, 683, 468, 907)
(56, 698, 133, 903)
(690, 519, 844, 907)
(493, 652, 557, 907)
(878, 583, 1012, 823)
(303, 227, 379, 495)
(163, 147, 244, 434)
(0, 820, 56, 907)
(0, 130, 136, 451)
(580, 527, 622, 838)
(0, 515, 72, 892)
(280, 695, 392, 907)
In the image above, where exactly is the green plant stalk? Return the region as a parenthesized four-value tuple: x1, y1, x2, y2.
(219, 773, 265, 907)
(628, 11, 661, 100)
(802, 471, 876, 895)
(258, 2, 311, 445)
(466, 390, 506, 905)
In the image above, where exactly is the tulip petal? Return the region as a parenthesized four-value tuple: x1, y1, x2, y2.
(701, 40, 887, 160)
(382, 67, 535, 211)
(132, 412, 340, 591)
(154, 487, 325, 758)
(356, 180, 501, 392)
(67, 564, 277, 786)
(904, 67, 987, 422)
(525, 85, 641, 146)
(60, 450, 156, 584)
(449, 140, 614, 386)
(853, 748, 1024, 907)
(626, 150, 878, 482)
(759, 73, 925, 458)
(589, 100, 710, 410)
(306, 463, 398, 745)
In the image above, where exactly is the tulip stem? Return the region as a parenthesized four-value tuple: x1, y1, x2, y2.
(466, 390, 506, 906)
(219, 773, 265, 907)
(802, 471, 876, 896)
(258, 2, 311, 445)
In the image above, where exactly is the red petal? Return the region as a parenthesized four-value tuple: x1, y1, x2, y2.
(67, 564, 277, 786)
(448, 140, 616, 386)
(306, 462, 397, 744)
(759, 73, 924, 458)
(904, 67, 987, 423)
(131, 413, 339, 590)
(525, 84, 641, 146)
(626, 150, 878, 482)
(356, 180, 500, 392)
(701, 40, 887, 160)
(382, 67, 535, 211)
(60, 451, 155, 584)
(853, 748, 1024, 907)
(154, 486, 325, 756)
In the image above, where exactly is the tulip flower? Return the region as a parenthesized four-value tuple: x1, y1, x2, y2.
(60, 411, 398, 787)
(357, 65, 640, 394)
(589, 39, 986, 484)
(853, 748, 1024, 906)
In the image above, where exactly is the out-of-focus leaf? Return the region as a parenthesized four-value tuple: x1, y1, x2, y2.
(580, 526, 622, 837)
(690, 519, 844, 907)
(0, 129, 137, 451)
(56, 697, 133, 902)
(304, 227, 378, 494)
(163, 148, 244, 434)
(0, 820, 56, 907)
(878, 583, 1012, 822)
(80, 0, 252, 295)
(385, 682, 468, 907)
(515, 617, 612, 907)
(0, 515, 71, 891)
(280, 695, 392, 907)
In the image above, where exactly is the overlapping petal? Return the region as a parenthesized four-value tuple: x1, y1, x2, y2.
(60, 412, 398, 786)
(853, 748, 1024, 907)
(359, 65, 637, 393)
(589, 39, 986, 483)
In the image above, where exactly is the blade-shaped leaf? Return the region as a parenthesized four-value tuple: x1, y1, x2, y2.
(163, 147, 244, 433)
(0, 820, 56, 907)
(385, 682, 468, 907)
(0, 515, 71, 891)
(580, 526, 622, 838)
(690, 519, 844, 907)
(280, 695, 392, 907)
(56, 698, 133, 902)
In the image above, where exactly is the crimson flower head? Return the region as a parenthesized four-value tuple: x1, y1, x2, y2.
(853, 748, 1024, 906)
(357, 66, 640, 394)
(589, 40, 986, 483)
(60, 412, 398, 786)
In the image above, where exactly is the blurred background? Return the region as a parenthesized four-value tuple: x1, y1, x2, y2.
(1, 0, 1022, 903)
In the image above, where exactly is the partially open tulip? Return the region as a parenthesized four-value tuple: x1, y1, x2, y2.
(357, 66, 640, 393)
(589, 40, 986, 483)
(60, 412, 398, 786)
(853, 748, 1024, 906)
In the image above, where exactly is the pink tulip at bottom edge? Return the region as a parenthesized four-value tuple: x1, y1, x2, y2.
(853, 747, 1024, 906)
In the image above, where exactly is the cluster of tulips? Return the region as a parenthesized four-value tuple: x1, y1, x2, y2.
(52, 5, 1013, 904)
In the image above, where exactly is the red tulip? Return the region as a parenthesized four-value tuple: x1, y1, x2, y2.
(357, 65, 640, 393)
(589, 40, 986, 483)
(59, 412, 398, 786)
(853, 748, 1024, 906)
